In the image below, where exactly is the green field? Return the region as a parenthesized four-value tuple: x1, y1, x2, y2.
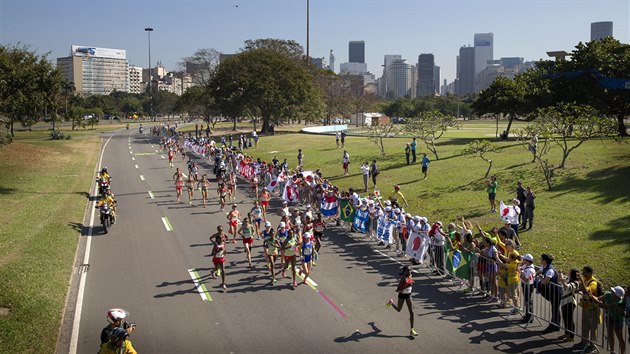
(248, 120, 629, 287)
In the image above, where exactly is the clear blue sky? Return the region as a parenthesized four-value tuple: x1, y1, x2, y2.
(1, 0, 628, 82)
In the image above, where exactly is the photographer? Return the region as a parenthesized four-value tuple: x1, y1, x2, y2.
(101, 308, 135, 345)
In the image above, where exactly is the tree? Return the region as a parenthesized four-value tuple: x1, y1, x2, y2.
(472, 76, 525, 137)
(242, 38, 304, 62)
(61, 80, 76, 124)
(0, 45, 62, 138)
(461, 140, 497, 178)
(313, 70, 351, 125)
(366, 123, 399, 156)
(179, 48, 221, 86)
(382, 98, 415, 118)
(514, 103, 618, 190)
(558, 38, 630, 136)
(209, 48, 321, 133)
(404, 111, 460, 160)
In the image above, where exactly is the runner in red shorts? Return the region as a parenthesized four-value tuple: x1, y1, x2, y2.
(282, 229, 300, 288)
(238, 217, 255, 268)
(260, 188, 270, 220)
(211, 227, 227, 290)
(174, 176, 184, 203)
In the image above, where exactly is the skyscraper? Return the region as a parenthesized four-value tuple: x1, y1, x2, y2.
(433, 65, 440, 96)
(457, 46, 475, 96)
(387, 58, 414, 98)
(474, 33, 493, 85)
(349, 41, 365, 63)
(591, 21, 613, 41)
(416, 54, 435, 97)
(378, 55, 402, 97)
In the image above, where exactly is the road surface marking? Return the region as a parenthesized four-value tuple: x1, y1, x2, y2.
(135, 164, 139, 169)
(131, 157, 135, 161)
(140, 175, 145, 181)
(295, 268, 318, 290)
(155, 149, 159, 153)
(135, 152, 156, 156)
(161, 217, 173, 231)
(70, 133, 114, 354)
(318, 290, 347, 318)
(161, 155, 165, 159)
(188, 268, 213, 302)
(148, 191, 155, 199)
(129, 151, 133, 154)
(182, 173, 188, 178)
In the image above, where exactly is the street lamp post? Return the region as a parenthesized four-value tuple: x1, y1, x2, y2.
(145, 27, 154, 121)
(306, 0, 309, 61)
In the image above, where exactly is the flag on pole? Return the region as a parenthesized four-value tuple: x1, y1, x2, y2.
(499, 201, 515, 223)
(340, 199, 355, 222)
(352, 209, 369, 233)
(320, 194, 338, 217)
(282, 179, 300, 203)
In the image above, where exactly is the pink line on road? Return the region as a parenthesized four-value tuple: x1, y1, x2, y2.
(318, 290, 347, 318)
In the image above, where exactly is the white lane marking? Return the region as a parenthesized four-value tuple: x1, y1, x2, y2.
(187, 269, 212, 302)
(140, 175, 145, 181)
(182, 173, 188, 178)
(131, 157, 135, 161)
(162, 217, 173, 231)
(155, 149, 159, 153)
(69, 133, 114, 354)
(148, 191, 155, 199)
(161, 155, 165, 159)
(135, 164, 139, 169)
(129, 151, 132, 154)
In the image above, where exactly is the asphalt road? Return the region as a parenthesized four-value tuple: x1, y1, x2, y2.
(57, 129, 576, 354)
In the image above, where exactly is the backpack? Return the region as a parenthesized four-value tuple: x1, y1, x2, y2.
(536, 265, 559, 301)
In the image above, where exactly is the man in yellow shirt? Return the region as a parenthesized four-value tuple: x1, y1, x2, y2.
(99, 328, 137, 354)
(96, 190, 117, 224)
(576, 266, 602, 351)
(389, 185, 409, 207)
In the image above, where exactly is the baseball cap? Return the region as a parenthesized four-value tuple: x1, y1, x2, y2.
(522, 254, 534, 262)
(279, 222, 286, 228)
(611, 286, 625, 299)
(265, 221, 272, 227)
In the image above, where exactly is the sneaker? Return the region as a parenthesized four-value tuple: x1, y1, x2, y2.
(292, 281, 297, 288)
(281, 270, 286, 278)
(385, 299, 394, 309)
(410, 328, 418, 336)
(221, 283, 227, 290)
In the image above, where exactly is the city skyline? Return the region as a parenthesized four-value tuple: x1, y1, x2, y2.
(1, 0, 627, 83)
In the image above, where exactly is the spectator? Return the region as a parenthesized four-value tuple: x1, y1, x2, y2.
(537, 253, 561, 333)
(335, 131, 340, 148)
(340, 131, 346, 148)
(360, 161, 370, 192)
(558, 269, 580, 342)
(529, 134, 538, 162)
(297, 149, 304, 167)
(507, 199, 521, 240)
(576, 265, 602, 352)
(516, 181, 527, 225)
(421, 153, 430, 180)
(342, 150, 350, 176)
(521, 186, 536, 231)
(370, 160, 379, 190)
(410, 137, 417, 163)
(520, 254, 536, 323)
(479, 237, 500, 303)
(405, 143, 411, 165)
(597, 286, 626, 354)
(389, 185, 409, 208)
(487, 176, 497, 213)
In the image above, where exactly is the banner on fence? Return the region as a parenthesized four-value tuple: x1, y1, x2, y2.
(446, 249, 472, 279)
(321, 194, 339, 217)
(352, 208, 369, 233)
(406, 231, 428, 261)
(340, 199, 355, 222)
(377, 216, 394, 244)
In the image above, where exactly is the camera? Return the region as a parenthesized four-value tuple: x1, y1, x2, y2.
(123, 321, 137, 330)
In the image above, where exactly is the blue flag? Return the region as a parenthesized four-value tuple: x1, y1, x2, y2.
(352, 209, 369, 233)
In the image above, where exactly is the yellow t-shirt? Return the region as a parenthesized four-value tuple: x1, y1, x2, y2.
(507, 259, 520, 285)
(99, 340, 137, 354)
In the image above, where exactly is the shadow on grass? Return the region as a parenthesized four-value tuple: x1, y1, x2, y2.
(67, 222, 83, 233)
(552, 165, 630, 205)
(589, 214, 630, 261)
(0, 186, 17, 194)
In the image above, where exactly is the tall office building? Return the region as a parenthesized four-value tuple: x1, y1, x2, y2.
(57, 45, 129, 95)
(349, 41, 365, 63)
(591, 21, 613, 41)
(386, 58, 414, 98)
(378, 54, 402, 97)
(416, 54, 435, 97)
(474, 33, 493, 82)
(457, 46, 475, 96)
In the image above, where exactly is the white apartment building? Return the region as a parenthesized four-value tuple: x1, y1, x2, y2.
(386, 59, 415, 98)
(57, 46, 129, 95)
(129, 66, 143, 94)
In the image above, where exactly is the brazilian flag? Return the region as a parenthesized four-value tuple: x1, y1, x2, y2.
(446, 249, 471, 279)
(340, 199, 355, 222)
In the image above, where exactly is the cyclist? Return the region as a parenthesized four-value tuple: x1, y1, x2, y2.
(98, 328, 136, 354)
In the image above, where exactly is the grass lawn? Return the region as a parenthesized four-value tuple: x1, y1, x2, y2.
(247, 120, 630, 287)
(0, 132, 100, 353)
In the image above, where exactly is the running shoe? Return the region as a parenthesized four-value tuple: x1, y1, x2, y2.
(385, 299, 394, 309)
(292, 281, 298, 288)
(411, 328, 418, 336)
(222, 284, 227, 290)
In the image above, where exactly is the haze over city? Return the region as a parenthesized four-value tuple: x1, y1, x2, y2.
(1, 0, 628, 83)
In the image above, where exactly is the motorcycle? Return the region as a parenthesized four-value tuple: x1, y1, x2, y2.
(97, 178, 110, 195)
(98, 204, 113, 233)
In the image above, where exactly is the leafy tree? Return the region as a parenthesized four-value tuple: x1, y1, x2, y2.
(383, 98, 415, 118)
(472, 76, 525, 137)
(461, 140, 497, 178)
(175, 86, 221, 129)
(515, 103, 618, 189)
(243, 38, 304, 62)
(209, 48, 321, 132)
(404, 111, 460, 160)
(366, 123, 399, 156)
(0, 45, 62, 138)
(313, 70, 351, 125)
